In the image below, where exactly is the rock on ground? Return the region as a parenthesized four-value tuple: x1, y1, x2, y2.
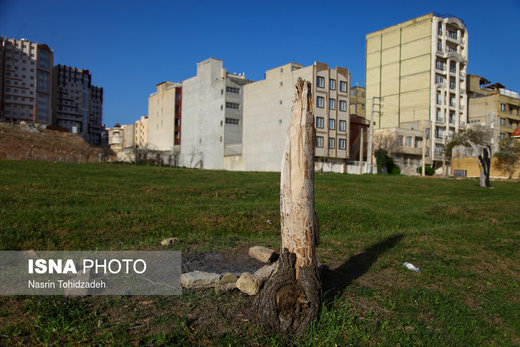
(236, 272, 262, 296)
(254, 263, 277, 280)
(215, 272, 238, 294)
(248, 246, 276, 263)
(181, 271, 221, 289)
(161, 237, 179, 246)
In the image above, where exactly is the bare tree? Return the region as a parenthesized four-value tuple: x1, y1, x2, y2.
(447, 125, 493, 188)
(494, 137, 520, 179)
(255, 78, 320, 334)
(373, 132, 400, 155)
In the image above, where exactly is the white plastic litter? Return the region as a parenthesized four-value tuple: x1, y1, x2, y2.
(403, 262, 420, 272)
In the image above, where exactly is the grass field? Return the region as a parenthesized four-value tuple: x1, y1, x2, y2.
(0, 160, 519, 345)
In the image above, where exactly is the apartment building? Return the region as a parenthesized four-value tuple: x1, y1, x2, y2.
(366, 13, 468, 167)
(107, 123, 123, 153)
(135, 115, 148, 148)
(147, 82, 182, 151)
(467, 74, 520, 143)
(52, 65, 104, 145)
(0, 37, 53, 124)
(350, 86, 366, 118)
(241, 62, 350, 172)
(179, 58, 252, 169)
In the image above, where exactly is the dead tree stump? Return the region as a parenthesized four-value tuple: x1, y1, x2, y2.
(255, 78, 320, 335)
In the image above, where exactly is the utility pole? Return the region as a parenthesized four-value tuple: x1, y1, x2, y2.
(421, 129, 426, 177)
(359, 127, 364, 174)
(367, 96, 383, 174)
(442, 135, 447, 177)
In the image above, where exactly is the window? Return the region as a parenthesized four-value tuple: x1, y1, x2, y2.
(329, 119, 335, 130)
(426, 128, 431, 139)
(316, 136, 324, 148)
(406, 136, 412, 147)
(329, 99, 335, 110)
(226, 102, 239, 109)
(448, 30, 457, 40)
(339, 120, 346, 131)
(351, 88, 356, 97)
(450, 62, 456, 73)
(437, 41, 442, 52)
(226, 86, 240, 93)
(316, 117, 324, 129)
(316, 96, 324, 108)
(339, 81, 347, 92)
(436, 60, 445, 71)
(500, 133, 505, 140)
(339, 100, 347, 112)
(450, 97, 455, 107)
(436, 109, 443, 122)
(438, 24, 442, 35)
(339, 138, 346, 150)
(501, 104, 506, 111)
(449, 113, 455, 124)
(435, 75, 444, 84)
(398, 135, 404, 146)
(317, 76, 325, 88)
(329, 138, 335, 149)
(450, 79, 456, 90)
(225, 118, 239, 125)
(500, 118, 505, 126)
(436, 93, 442, 105)
(329, 79, 336, 90)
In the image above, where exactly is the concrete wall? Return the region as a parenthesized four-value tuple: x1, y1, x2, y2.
(179, 58, 227, 169)
(452, 157, 520, 179)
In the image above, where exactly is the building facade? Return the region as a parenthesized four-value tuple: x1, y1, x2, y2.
(467, 74, 520, 143)
(350, 86, 366, 118)
(179, 58, 252, 169)
(52, 65, 104, 145)
(147, 82, 182, 151)
(366, 13, 468, 167)
(241, 62, 351, 172)
(0, 37, 53, 124)
(135, 115, 148, 148)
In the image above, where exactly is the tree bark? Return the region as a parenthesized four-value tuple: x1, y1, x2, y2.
(254, 78, 320, 335)
(477, 146, 492, 188)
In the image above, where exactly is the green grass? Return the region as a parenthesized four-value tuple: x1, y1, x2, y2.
(0, 160, 519, 345)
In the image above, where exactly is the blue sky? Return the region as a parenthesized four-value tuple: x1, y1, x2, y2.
(1, 0, 519, 127)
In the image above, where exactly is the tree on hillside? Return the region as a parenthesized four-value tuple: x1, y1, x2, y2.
(494, 137, 520, 179)
(373, 132, 400, 155)
(447, 125, 494, 188)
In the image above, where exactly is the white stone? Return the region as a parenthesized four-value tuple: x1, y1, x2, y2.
(254, 263, 277, 280)
(236, 272, 262, 296)
(161, 237, 179, 246)
(181, 271, 221, 289)
(248, 246, 276, 263)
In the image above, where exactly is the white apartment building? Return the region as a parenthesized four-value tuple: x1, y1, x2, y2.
(147, 81, 182, 151)
(0, 37, 53, 124)
(240, 62, 351, 172)
(179, 58, 252, 169)
(135, 115, 148, 148)
(366, 13, 468, 168)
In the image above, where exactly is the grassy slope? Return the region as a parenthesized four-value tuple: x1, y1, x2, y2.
(0, 160, 519, 345)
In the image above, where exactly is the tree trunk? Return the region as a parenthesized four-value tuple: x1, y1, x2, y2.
(478, 147, 492, 188)
(254, 78, 320, 335)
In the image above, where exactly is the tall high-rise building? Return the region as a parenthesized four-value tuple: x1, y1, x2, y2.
(52, 65, 104, 145)
(241, 62, 351, 172)
(0, 37, 53, 124)
(366, 13, 468, 165)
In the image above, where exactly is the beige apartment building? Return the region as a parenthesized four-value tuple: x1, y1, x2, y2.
(135, 115, 148, 148)
(52, 65, 104, 145)
(180, 58, 252, 169)
(350, 86, 366, 117)
(0, 37, 53, 124)
(241, 62, 350, 172)
(366, 13, 468, 167)
(147, 81, 182, 151)
(467, 74, 520, 142)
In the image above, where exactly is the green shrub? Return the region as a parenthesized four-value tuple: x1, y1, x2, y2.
(417, 166, 435, 176)
(391, 165, 401, 175)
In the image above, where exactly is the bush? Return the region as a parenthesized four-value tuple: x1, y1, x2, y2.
(391, 166, 401, 175)
(417, 166, 435, 176)
(375, 149, 400, 174)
